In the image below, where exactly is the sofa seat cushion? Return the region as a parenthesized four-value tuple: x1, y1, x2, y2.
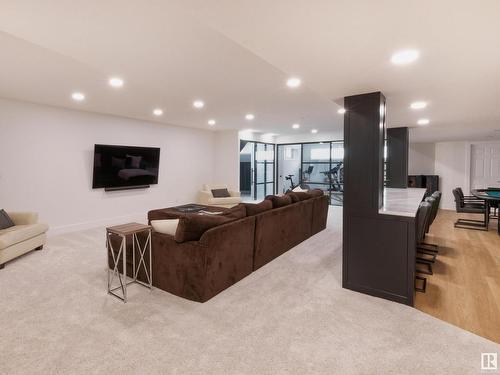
(244, 200, 273, 216)
(0, 223, 49, 250)
(174, 214, 234, 243)
(207, 196, 241, 205)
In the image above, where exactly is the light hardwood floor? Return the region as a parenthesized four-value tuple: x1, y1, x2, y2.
(415, 209, 500, 343)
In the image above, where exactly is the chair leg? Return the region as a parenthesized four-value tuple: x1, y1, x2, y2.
(421, 241, 438, 249)
(417, 250, 436, 263)
(416, 261, 433, 275)
(454, 219, 488, 231)
(415, 275, 427, 293)
(419, 246, 438, 255)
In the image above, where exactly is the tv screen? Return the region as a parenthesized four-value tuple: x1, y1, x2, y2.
(92, 144, 160, 189)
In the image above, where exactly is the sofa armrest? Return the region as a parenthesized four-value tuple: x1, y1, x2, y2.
(197, 190, 213, 205)
(7, 212, 38, 225)
(229, 190, 241, 197)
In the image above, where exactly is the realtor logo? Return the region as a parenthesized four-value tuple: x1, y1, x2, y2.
(482, 353, 498, 371)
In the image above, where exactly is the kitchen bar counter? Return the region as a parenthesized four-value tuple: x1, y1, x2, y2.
(379, 188, 427, 217)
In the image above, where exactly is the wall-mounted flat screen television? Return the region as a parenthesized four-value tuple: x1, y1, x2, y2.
(92, 144, 160, 190)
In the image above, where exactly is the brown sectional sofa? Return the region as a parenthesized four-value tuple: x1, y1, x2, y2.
(144, 191, 329, 302)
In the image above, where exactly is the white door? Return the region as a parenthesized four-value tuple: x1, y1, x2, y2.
(470, 143, 500, 189)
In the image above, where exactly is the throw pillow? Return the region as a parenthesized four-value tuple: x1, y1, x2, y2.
(174, 214, 234, 243)
(292, 185, 308, 193)
(265, 195, 292, 208)
(224, 204, 247, 219)
(244, 200, 273, 216)
(150, 219, 179, 236)
(211, 188, 231, 198)
(0, 209, 15, 230)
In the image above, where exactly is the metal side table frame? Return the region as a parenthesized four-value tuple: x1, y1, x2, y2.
(106, 223, 152, 302)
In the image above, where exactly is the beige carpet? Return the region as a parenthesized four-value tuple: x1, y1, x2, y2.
(0, 207, 498, 374)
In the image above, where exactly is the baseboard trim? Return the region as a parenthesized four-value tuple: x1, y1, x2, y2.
(48, 213, 147, 237)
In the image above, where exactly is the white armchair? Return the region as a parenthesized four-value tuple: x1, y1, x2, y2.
(197, 184, 242, 208)
(0, 211, 48, 269)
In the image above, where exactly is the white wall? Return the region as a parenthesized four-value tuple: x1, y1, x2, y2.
(238, 130, 277, 144)
(276, 130, 343, 144)
(0, 98, 215, 234)
(434, 141, 468, 210)
(409, 143, 435, 175)
(213, 130, 240, 190)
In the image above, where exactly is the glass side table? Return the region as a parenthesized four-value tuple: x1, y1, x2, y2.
(106, 223, 152, 302)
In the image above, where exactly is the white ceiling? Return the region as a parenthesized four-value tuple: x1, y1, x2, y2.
(1, 0, 499, 142)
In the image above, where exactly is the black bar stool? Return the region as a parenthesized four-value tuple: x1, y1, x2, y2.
(452, 188, 487, 230)
(415, 201, 433, 291)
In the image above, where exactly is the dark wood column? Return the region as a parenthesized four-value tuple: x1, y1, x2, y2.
(342, 91, 386, 215)
(342, 92, 416, 306)
(386, 127, 409, 188)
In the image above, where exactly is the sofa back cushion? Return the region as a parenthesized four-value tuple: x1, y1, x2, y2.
(287, 191, 311, 202)
(174, 214, 234, 243)
(286, 192, 300, 203)
(307, 188, 324, 197)
(244, 200, 273, 216)
(223, 203, 247, 219)
(265, 195, 292, 208)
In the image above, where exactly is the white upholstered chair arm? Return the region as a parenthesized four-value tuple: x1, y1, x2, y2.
(229, 190, 241, 197)
(7, 212, 38, 225)
(197, 191, 213, 205)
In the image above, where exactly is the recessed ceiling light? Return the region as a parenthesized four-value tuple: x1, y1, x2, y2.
(292, 123, 300, 129)
(311, 129, 318, 134)
(245, 113, 255, 121)
(108, 77, 124, 88)
(337, 108, 346, 114)
(153, 108, 163, 116)
(391, 49, 419, 65)
(208, 119, 216, 126)
(410, 101, 427, 109)
(286, 77, 301, 88)
(71, 92, 85, 101)
(417, 118, 430, 125)
(193, 100, 205, 109)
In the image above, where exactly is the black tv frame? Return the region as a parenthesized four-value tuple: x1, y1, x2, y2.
(92, 144, 160, 191)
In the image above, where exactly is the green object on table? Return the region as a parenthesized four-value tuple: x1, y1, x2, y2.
(486, 191, 500, 198)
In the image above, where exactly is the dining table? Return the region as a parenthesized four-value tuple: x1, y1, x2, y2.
(471, 188, 500, 234)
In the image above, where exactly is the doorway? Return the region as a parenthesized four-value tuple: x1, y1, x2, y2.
(470, 142, 500, 189)
(239, 140, 275, 201)
(276, 141, 344, 205)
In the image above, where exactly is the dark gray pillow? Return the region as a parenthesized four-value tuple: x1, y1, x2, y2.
(211, 188, 230, 198)
(0, 209, 15, 230)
